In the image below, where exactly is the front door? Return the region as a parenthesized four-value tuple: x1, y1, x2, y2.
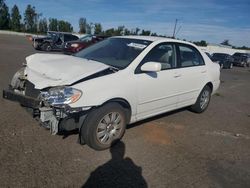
(135, 43, 181, 120)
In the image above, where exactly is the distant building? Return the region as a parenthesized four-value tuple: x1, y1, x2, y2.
(198, 44, 250, 55)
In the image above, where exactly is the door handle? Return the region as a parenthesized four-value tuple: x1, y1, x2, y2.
(201, 70, 207, 73)
(174, 74, 182, 78)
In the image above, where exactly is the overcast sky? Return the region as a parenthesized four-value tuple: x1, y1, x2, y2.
(6, 0, 250, 46)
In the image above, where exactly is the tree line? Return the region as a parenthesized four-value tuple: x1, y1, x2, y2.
(0, 0, 73, 33)
(0, 0, 249, 49)
(0, 0, 158, 36)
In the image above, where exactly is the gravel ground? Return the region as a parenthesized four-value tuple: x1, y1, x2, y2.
(0, 34, 250, 188)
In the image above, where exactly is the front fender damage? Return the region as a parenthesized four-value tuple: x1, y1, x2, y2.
(39, 106, 90, 135)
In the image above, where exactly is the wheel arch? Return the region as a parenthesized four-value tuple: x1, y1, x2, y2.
(101, 98, 132, 123)
(78, 97, 132, 145)
(205, 82, 213, 93)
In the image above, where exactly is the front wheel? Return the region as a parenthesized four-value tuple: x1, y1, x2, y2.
(80, 103, 127, 150)
(41, 43, 52, 51)
(190, 85, 211, 113)
(33, 41, 39, 50)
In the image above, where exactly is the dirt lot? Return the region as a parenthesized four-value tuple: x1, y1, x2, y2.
(0, 34, 250, 188)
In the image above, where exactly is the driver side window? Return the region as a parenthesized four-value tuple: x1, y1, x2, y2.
(141, 43, 176, 70)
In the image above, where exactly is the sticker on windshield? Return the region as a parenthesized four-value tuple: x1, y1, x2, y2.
(127, 43, 147, 49)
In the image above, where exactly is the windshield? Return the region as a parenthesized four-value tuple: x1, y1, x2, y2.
(79, 35, 93, 42)
(233, 53, 246, 57)
(74, 38, 152, 69)
(212, 53, 227, 59)
(47, 32, 58, 41)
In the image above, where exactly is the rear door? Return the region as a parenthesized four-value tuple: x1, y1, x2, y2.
(175, 43, 207, 107)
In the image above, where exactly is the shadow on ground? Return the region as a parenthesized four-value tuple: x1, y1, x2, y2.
(82, 141, 147, 188)
(207, 160, 250, 188)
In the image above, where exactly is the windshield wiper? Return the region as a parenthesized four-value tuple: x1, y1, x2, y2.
(109, 66, 119, 72)
(85, 57, 100, 62)
(86, 58, 121, 71)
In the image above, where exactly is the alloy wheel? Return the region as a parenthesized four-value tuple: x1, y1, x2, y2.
(200, 90, 210, 110)
(96, 112, 123, 145)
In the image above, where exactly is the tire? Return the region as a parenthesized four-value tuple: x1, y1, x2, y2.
(226, 63, 233, 69)
(10, 67, 25, 90)
(80, 103, 127, 150)
(220, 64, 223, 70)
(190, 85, 212, 113)
(41, 43, 52, 51)
(33, 41, 38, 49)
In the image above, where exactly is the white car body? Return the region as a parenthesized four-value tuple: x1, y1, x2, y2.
(3, 36, 220, 150)
(25, 36, 220, 123)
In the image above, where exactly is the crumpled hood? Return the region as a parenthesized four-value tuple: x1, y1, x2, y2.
(25, 53, 110, 89)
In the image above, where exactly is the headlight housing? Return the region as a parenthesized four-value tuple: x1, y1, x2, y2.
(71, 43, 79, 48)
(40, 87, 82, 106)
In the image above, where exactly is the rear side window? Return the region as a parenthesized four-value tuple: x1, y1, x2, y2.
(178, 44, 205, 67)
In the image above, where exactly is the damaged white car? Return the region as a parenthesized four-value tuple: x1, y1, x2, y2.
(3, 36, 220, 150)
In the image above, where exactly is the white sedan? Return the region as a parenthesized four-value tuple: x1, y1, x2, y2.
(3, 36, 220, 150)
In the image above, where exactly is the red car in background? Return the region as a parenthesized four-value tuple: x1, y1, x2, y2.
(63, 34, 107, 54)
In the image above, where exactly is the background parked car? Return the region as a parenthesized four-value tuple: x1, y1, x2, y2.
(63, 34, 108, 54)
(32, 31, 79, 51)
(205, 52, 213, 60)
(232, 52, 250, 67)
(211, 53, 234, 69)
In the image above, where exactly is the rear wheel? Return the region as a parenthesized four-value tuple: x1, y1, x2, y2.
(190, 85, 211, 113)
(220, 64, 223, 70)
(80, 103, 127, 150)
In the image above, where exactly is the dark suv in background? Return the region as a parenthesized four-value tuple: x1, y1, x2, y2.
(32, 31, 79, 51)
(211, 53, 234, 69)
(232, 52, 250, 67)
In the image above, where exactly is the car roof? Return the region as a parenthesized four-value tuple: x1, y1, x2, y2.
(114, 35, 194, 45)
(47, 31, 78, 36)
(48, 31, 73, 34)
(233, 52, 247, 55)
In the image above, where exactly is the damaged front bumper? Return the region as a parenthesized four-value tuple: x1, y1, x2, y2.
(2, 89, 88, 135)
(3, 89, 41, 108)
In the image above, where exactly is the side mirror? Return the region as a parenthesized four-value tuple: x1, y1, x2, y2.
(141, 62, 162, 72)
